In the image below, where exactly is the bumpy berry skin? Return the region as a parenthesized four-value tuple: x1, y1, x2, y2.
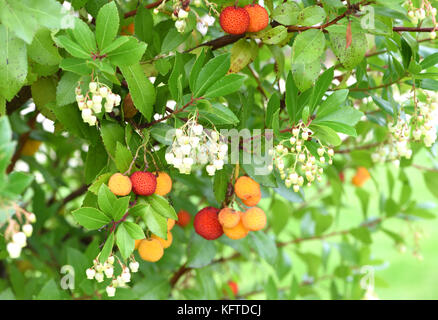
(219, 6, 250, 35)
(176, 210, 191, 227)
(244, 4, 269, 33)
(155, 172, 172, 196)
(130, 171, 157, 196)
(194, 207, 223, 240)
(242, 207, 266, 231)
(352, 167, 370, 187)
(218, 208, 242, 228)
(138, 238, 164, 262)
(234, 176, 261, 207)
(152, 231, 173, 249)
(108, 173, 132, 196)
(223, 221, 249, 240)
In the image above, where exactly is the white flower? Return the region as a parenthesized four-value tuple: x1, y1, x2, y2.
(193, 124, 203, 136)
(107, 256, 115, 265)
(302, 131, 308, 140)
(292, 128, 300, 136)
(129, 261, 139, 273)
(7, 242, 22, 259)
(165, 153, 175, 164)
(76, 94, 84, 103)
(181, 144, 191, 155)
(289, 137, 296, 145)
(106, 286, 116, 297)
(121, 270, 131, 283)
(183, 157, 194, 166)
(92, 103, 102, 113)
(87, 116, 97, 126)
(13, 232, 27, 248)
(28, 213, 36, 223)
(22, 224, 33, 237)
(114, 95, 121, 106)
(178, 8, 189, 19)
(95, 272, 104, 283)
(117, 276, 126, 287)
(219, 144, 228, 154)
(213, 159, 224, 170)
(328, 148, 334, 157)
(95, 263, 104, 273)
(89, 82, 98, 93)
(206, 164, 216, 176)
(86, 268, 96, 279)
(104, 266, 114, 278)
(99, 86, 108, 97)
(104, 101, 114, 113)
(190, 137, 200, 147)
(78, 101, 86, 110)
(175, 19, 186, 33)
(298, 153, 306, 163)
(175, 129, 183, 137)
(75, 86, 82, 95)
(82, 108, 92, 121)
(92, 95, 102, 104)
(293, 185, 300, 193)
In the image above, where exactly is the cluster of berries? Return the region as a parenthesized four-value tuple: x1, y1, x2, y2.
(219, 4, 269, 35)
(75, 81, 121, 126)
(269, 123, 334, 192)
(4, 205, 36, 259)
(372, 117, 413, 166)
(86, 254, 139, 297)
(134, 218, 176, 262)
(165, 117, 228, 176)
(194, 176, 266, 241)
(407, 1, 437, 38)
(412, 92, 438, 147)
(108, 171, 172, 197)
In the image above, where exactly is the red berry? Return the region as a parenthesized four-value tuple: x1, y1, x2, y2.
(176, 209, 191, 227)
(130, 171, 157, 196)
(219, 6, 250, 35)
(244, 4, 269, 33)
(193, 207, 223, 240)
(228, 281, 238, 295)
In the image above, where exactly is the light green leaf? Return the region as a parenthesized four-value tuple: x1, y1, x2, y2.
(292, 29, 325, 64)
(123, 221, 145, 240)
(96, 1, 119, 51)
(187, 233, 217, 268)
(272, 2, 300, 25)
(72, 207, 111, 230)
(204, 74, 246, 98)
(145, 194, 177, 220)
(115, 142, 133, 173)
(116, 223, 135, 260)
(194, 53, 230, 97)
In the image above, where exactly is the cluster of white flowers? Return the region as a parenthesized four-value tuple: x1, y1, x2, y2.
(268, 122, 334, 192)
(412, 93, 438, 147)
(154, 0, 197, 33)
(407, 1, 437, 38)
(165, 117, 228, 176)
(86, 254, 139, 297)
(372, 117, 413, 166)
(5, 208, 36, 259)
(75, 81, 121, 126)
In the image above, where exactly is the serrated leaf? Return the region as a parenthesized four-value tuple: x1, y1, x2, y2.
(96, 1, 119, 51)
(72, 207, 111, 230)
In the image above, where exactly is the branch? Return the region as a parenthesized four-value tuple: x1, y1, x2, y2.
(124, 0, 164, 18)
(5, 86, 32, 115)
(335, 141, 381, 154)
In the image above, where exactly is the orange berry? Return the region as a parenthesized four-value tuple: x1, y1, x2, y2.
(223, 221, 249, 240)
(244, 4, 269, 33)
(123, 93, 138, 119)
(234, 176, 261, 207)
(352, 167, 370, 187)
(134, 239, 143, 250)
(218, 208, 242, 228)
(21, 139, 42, 156)
(130, 171, 157, 196)
(108, 173, 132, 196)
(176, 210, 191, 227)
(138, 238, 164, 262)
(151, 231, 173, 249)
(154, 172, 172, 196)
(242, 207, 266, 231)
(219, 6, 250, 35)
(121, 23, 135, 35)
(167, 218, 175, 231)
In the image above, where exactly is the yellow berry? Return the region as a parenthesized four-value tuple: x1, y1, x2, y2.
(218, 208, 242, 228)
(234, 176, 261, 207)
(151, 231, 173, 249)
(242, 207, 266, 231)
(223, 221, 249, 240)
(108, 173, 132, 196)
(154, 172, 172, 196)
(138, 239, 164, 262)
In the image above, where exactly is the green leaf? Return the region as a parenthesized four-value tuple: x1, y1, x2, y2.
(187, 233, 217, 268)
(350, 227, 372, 244)
(7, 172, 33, 195)
(285, 71, 298, 124)
(266, 92, 280, 128)
(115, 142, 133, 173)
(161, 28, 191, 53)
(28, 28, 61, 66)
(204, 74, 246, 98)
(329, 30, 367, 70)
(272, 2, 300, 25)
(310, 124, 342, 146)
(317, 89, 348, 117)
(292, 59, 321, 92)
(55, 35, 90, 59)
(112, 196, 130, 221)
(59, 58, 91, 75)
(135, 5, 153, 44)
(96, 1, 119, 51)
(36, 279, 61, 300)
(116, 223, 135, 260)
(213, 169, 228, 204)
(107, 37, 147, 66)
(423, 171, 438, 198)
(315, 105, 363, 126)
(297, 5, 327, 26)
(249, 232, 278, 265)
(71, 18, 96, 53)
(310, 67, 334, 113)
(185, 101, 239, 126)
(119, 63, 155, 121)
(123, 221, 145, 240)
(292, 29, 325, 64)
(315, 121, 357, 137)
(145, 194, 177, 220)
(0, 25, 28, 101)
(230, 39, 257, 73)
(194, 53, 230, 97)
(259, 26, 288, 45)
(72, 207, 111, 230)
(97, 183, 117, 217)
(56, 72, 81, 106)
(85, 143, 108, 184)
(140, 203, 168, 238)
(100, 120, 125, 157)
(189, 49, 206, 92)
(421, 52, 438, 70)
(99, 232, 114, 263)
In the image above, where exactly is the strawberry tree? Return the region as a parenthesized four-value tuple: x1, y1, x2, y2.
(1, 0, 438, 300)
